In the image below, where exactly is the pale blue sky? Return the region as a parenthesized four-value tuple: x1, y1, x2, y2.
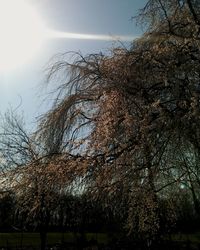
(0, 0, 146, 130)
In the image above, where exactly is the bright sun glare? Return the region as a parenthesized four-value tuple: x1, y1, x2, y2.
(0, 0, 46, 71)
(0, 0, 136, 72)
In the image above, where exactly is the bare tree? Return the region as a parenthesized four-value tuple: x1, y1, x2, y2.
(0, 111, 78, 249)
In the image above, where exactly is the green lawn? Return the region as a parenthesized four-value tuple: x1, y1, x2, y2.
(2, 231, 200, 248)
(0, 232, 108, 248)
(0, 233, 39, 247)
(171, 231, 200, 243)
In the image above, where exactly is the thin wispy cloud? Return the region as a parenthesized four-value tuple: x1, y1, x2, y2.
(47, 29, 138, 42)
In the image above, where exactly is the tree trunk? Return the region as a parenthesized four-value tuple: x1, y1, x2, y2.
(187, 167, 200, 216)
(40, 230, 47, 250)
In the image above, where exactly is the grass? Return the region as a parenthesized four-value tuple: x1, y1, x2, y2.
(0, 232, 108, 247)
(171, 231, 200, 243)
(0, 233, 39, 247)
(2, 231, 200, 248)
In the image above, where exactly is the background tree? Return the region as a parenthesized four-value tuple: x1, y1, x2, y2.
(0, 111, 78, 249)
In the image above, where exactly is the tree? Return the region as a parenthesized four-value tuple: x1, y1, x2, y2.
(36, 0, 200, 240)
(2, 0, 200, 245)
(0, 190, 15, 231)
(0, 111, 77, 249)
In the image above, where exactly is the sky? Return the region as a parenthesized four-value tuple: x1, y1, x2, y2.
(0, 0, 146, 131)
